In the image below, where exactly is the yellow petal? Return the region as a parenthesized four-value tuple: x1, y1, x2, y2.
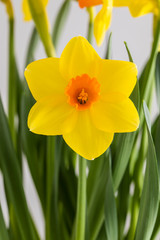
(63, 111, 114, 160)
(91, 98, 139, 133)
(113, 0, 130, 7)
(94, 1, 112, 46)
(24, 58, 66, 101)
(22, 0, 48, 21)
(60, 36, 100, 81)
(96, 59, 137, 97)
(22, 0, 32, 21)
(28, 96, 78, 135)
(129, 0, 159, 17)
(100, 92, 126, 102)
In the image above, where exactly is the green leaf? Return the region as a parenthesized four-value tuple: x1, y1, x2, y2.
(105, 154, 118, 240)
(0, 204, 9, 240)
(48, 136, 64, 240)
(97, 224, 107, 240)
(25, 27, 39, 67)
(52, 0, 71, 48)
(112, 42, 139, 190)
(59, 143, 77, 236)
(20, 92, 45, 210)
(124, 41, 133, 62)
(87, 151, 109, 240)
(155, 52, 160, 111)
(153, 115, 160, 182)
(139, 21, 160, 105)
(135, 102, 159, 240)
(117, 167, 130, 239)
(0, 96, 39, 240)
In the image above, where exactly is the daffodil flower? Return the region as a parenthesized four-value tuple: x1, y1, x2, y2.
(128, 0, 159, 18)
(22, 0, 48, 21)
(79, 0, 160, 45)
(79, 0, 113, 46)
(25, 36, 139, 160)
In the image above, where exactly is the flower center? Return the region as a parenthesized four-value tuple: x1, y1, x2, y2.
(78, 89, 88, 104)
(66, 74, 100, 110)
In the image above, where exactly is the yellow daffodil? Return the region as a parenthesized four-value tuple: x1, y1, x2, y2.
(22, 0, 48, 21)
(128, 0, 159, 18)
(0, 0, 14, 19)
(79, 0, 160, 45)
(79, 0, 113, 46)
(25, 36, 139, 160)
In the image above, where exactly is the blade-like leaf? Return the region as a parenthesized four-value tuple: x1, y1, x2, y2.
(25, 27, 39, 67)
(0, 204, 9, 240)
(155, 52, 160, 111)
(139, 21, 160, 114)
(52, 0, 71, 48)
(105, 154, 118, 240)
(153, 115, 160, 183)
(124, 41, 133, 62)
(0, 96, 39, 240)
(112, 42, 139, 190)
(20, 92, 45, 210)
(87, 151, 109, 240)
(135, 102, 159, 240)
(48, 136, 63, 240)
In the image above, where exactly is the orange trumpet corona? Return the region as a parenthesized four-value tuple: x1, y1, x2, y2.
(66, 74, 100, 110)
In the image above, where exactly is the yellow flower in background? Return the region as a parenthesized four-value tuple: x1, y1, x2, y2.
(128, 0, 159, 18)
(0, 0, 14, 19)
(22, 0, 48, 21)
(25, 36, 139, 160)
(79, 0, 160, 45)
(79, 0, 113, 46)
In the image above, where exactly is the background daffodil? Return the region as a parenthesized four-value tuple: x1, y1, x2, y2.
(79, 0, 113, 46)
(128, 0, 159, 18)
(22, 0, 48, 21)
(25, 36, 139, 160)
(79, 0, 160, 45)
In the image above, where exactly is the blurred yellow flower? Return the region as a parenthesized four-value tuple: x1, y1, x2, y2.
(0, 0, 13, 19)
(79, 0, 160, 45)
(128, 0, 159, 17)
(22, 0, 48, 21)
(25, 36, 139, 160)
(79, 0, 113, 46)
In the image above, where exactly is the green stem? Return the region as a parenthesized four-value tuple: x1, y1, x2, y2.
(87, 7, 94, 43)
(8, 18, 16, 146)
(75, 156, 87, 240)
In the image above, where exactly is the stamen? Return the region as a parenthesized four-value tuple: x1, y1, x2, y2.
(78, 88, 88, 104)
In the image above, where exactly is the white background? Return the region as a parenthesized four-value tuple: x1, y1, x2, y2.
(0, 0, 158, 239)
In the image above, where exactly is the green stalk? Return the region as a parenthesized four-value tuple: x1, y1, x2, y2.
(27, 0, 56, 58)
(8, 18, 16, 146)
(75, 156, 87, 240)
(87, 7, 94, 43)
